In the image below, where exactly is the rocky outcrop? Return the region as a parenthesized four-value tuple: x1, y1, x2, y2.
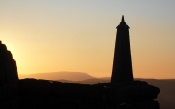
(0, 41, 19, 108)
(109, 81, 160, 109)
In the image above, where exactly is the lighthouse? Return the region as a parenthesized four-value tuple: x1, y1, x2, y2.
(111, 16, 134, 85)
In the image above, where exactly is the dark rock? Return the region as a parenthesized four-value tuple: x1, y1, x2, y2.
(109, 80, 160, 108)
(116, 81, 160, 101)
(0, 41, 19, 108)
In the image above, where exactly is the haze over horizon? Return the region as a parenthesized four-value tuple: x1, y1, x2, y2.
(1, 0, 175, 79)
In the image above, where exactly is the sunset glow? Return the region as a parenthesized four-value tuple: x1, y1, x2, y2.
(1, 0, 175, 79)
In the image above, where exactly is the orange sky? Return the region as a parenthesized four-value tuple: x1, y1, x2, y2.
(0, 0, 175, 79)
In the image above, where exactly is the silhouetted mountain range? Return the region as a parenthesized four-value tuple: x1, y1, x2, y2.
(19, 72, 95, 81)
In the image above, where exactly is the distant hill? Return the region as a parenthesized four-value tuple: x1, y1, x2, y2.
(19, 72, 95, 81)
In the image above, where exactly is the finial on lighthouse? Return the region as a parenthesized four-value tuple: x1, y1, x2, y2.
(122, 15, 125, 22)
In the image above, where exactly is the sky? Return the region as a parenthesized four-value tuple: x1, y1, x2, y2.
(0, 0, 175, 79)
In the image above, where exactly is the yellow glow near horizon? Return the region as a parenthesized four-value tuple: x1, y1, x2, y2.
(1, 0, 175, 79)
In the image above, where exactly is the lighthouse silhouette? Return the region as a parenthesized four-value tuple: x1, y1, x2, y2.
(111, 16, 134, 85)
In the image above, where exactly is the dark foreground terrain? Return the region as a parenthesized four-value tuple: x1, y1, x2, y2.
(99, 78, 175, 109)
(17, 78, 159, 109)
(68, 78, 175, 109)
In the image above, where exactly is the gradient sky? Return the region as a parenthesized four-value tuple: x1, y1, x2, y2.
(0, 0, 175, 79)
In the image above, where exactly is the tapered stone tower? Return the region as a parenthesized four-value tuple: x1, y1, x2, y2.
(111, 16, 133, 85)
